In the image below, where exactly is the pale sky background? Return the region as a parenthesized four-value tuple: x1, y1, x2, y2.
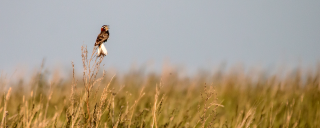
(1, 1, 320, 75)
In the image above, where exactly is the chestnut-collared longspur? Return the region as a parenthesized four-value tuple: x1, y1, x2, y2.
(95, 25, 109, 57)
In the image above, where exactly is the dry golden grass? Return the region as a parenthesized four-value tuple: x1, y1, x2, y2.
(0, 45, 319, 127)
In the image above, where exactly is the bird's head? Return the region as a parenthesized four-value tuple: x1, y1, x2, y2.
(101, 25, 109, 32)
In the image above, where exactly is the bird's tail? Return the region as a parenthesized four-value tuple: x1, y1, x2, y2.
(97, 43, 108, 57)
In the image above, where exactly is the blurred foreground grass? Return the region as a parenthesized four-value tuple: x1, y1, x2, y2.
(0, 46, 320, 127)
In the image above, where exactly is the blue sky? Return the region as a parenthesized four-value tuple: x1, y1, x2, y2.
(1, 1, 320, 74)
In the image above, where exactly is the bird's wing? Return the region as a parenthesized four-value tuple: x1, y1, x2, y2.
(95, 31, 109, 46)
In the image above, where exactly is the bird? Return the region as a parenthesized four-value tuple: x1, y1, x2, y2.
(95, 25, 109, 57)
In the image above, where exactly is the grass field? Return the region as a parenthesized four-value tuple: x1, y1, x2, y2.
(0, 46, 319, 128)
